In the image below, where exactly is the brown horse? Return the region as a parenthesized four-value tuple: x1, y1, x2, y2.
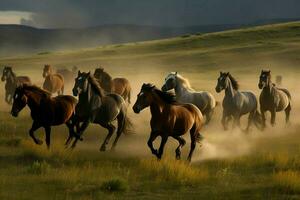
(94, 67, 131, 103)
(42, 65, 64, 95)
(1, 66, 31, 104)
(10, 84, 77, 148)
(133, 83, 204, 162)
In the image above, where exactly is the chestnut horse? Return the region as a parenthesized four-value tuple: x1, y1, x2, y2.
(42, 65, 64, 95)
(94, 68, 131, 103)
(1, 66, 31, 104)
(11, 84, 77, 148)
(133, 83, 204, 162)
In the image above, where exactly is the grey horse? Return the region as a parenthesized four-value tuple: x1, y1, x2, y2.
(65, 71, 132, 150)
(258, 70, 291, 129)
(215, 72, 261, 131)
(1, 66, 31, 104)
(161, 72, 216, 124)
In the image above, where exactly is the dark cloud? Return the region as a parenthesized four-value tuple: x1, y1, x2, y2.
(0, 0, 300, 28)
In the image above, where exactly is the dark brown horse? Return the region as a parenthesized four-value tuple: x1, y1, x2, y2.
(258, 70, 291, 129)
(133, 83, 204, 162)
(10, 84, 77, 148)
(94, 67, 131, 103)
(66, 71, 132, 151)
(1, 66, 31, 104)
(42, 65, 64, 95)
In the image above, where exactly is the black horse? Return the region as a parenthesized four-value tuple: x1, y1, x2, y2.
(65, 71, 132, 151)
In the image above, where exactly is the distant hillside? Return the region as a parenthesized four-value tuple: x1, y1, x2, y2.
(0, 18, 299, 57)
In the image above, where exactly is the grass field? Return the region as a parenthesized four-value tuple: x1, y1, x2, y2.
(1, 21, 300, 199)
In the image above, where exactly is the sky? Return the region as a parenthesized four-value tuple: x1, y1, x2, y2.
(0, 0, 299, 28)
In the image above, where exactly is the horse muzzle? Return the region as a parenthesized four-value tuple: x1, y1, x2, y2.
(72, 88, 81, 96)
(215, 86, 221, 93)
(258, 83, 263, 89)
(11, 110, 19, 117)
(1, 76, 5, 81)
(132, 105, 140, 114)
(161, 85, 168, 92)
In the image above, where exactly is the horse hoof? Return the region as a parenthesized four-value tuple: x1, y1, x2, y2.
(176, 155, 181, 160)
(36, 140, 43, 145)
(100, 146, 106, 152)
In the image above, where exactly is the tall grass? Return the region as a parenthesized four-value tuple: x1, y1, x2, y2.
(273, 170, 300, 194)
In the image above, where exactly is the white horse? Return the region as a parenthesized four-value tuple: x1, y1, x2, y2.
(161, 72, 216, 124)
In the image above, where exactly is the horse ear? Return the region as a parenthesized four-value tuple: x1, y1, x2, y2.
(78, 70, 81, 75)
(175, 72, 178, 75)
(268, 70, 271, 73)
(220, 71, 222, 76)
(226, 72, 230, 76)
(87, 71, 91, 76)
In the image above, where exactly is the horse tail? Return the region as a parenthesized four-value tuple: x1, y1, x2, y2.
(119, 100, 134, 135)
(128, 88, 131, 104)
(253, 110, 263, 129)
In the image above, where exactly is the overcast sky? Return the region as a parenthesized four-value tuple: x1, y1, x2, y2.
(0, 0, 299, 28)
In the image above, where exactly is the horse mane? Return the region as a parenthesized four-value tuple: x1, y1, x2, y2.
(228, 74, 239, 90)
(22, 84, 51, 97)
(88, 75, 105, 97)
(95, 68, 112, 81)
(143, 83, 177, 104)
(173, 73, 194, 91)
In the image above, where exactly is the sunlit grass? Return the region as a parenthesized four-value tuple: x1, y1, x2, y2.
(273, 170, 300, 194)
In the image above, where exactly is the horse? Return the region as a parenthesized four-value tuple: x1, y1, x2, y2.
(10, 84, 77, 148)
(215, 72, 262, 132)
(65, 71, 132, 151)
(94, 67, 131, 103)
(161, 72, 217, 124)
(258, 70, 291, 129)
(57, 66, 78, 84)
(133, 83, 204, 162)
(42, 65, 64, 95)
(1, 66, 31, 104)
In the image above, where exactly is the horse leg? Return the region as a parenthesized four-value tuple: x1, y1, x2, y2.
(111, 114, 125, 150)
(187, 132, 197, 162)
(172, 136, 186, 160)
(285, 103, 291, 125)
(260, 108, 266, 130)
(205, 109, 214, 125)
(221, 112, 228, 131)
(99, 123, 116, 152)
(157, 135, 168, 160)
(71, 121, 90, 148)
(147, 131, 159, 156)
(65, 119, 76, 147)
(270, 109, 276, 127)
(44, 126, 51, 149)
(29, 121, 43, 145)
(245, 111, 254, 133)
(127, 89, 131, 104)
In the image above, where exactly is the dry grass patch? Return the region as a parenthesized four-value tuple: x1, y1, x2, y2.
(273, 170, 300, 194)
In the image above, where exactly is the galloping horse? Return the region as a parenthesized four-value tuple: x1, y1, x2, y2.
(1, 66, 31, 104)
(11, 84, 77, 148)
(66, 71, 132, 151)
(133, 83, 204, 162)
(94, 67, 131, 103)
(42, 65, 64, 95)
(162, 72, 217, 124)
(258, 70, 291, 129)
(215, 72, 261, 131)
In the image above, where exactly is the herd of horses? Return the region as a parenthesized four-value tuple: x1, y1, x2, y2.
(1, 65, 292, 162)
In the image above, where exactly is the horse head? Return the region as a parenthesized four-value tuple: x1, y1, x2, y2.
(1, 66, 12, 82)
(215, 72, 230, 93)
(258, 70, 271, 89)
(161, 72, 178, 92)
(11, 84, 27, 117)
(73, 70, 90, 96)
(133, 83, 155, 113)
(43, 64, 53, 78)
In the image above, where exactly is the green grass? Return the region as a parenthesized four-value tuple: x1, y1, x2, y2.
(1, 21, 300, 199)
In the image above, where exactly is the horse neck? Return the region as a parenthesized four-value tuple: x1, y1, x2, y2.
(7, 71, 17, 85)
(175, 80, 189, 97)
(263, 78, 274, 94)
(25, 91, 43, 111)
(224, 79, 237, 98)
(149, 93, 166, 116)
